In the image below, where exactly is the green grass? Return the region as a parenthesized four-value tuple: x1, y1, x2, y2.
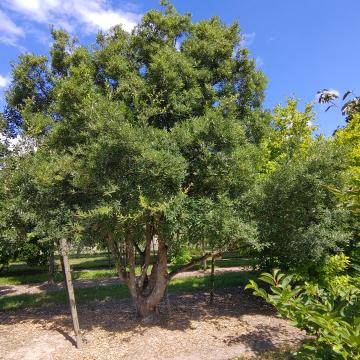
(0, 255, 257, 286)
(4, 253, 114, 274)
(0, 269, 118, 286)
(0, 272, 56, 285)
(215, 257, 257, 268)
(67, 256, 113, 270)
(0, 271, 257, 311)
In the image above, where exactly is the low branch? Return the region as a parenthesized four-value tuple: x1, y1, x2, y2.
(126, 229, 136, 284)
(134, 242, 145, 259)
(168, 252, 221, 280)
(106, 234, 128, 282)
(137, 220, 153, 289)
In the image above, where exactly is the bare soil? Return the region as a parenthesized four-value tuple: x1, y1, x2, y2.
(0, 266, 251, 297)
(0, 287, 306, 360)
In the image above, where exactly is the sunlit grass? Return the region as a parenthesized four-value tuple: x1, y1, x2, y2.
(1, 254, 257, 286)
(0, 271, 257, 311)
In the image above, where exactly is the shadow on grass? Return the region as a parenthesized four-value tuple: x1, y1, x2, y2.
(0, 285, 18, 296)
(0, 271, 257, 311)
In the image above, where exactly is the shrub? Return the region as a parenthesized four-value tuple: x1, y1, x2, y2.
(246, 267, 360, 359)
(254, 141, 352, 272)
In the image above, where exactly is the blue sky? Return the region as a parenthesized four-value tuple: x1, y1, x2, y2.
(0, 0, 359, 136)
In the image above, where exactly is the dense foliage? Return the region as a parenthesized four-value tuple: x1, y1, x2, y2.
(247, 267, 360, 359)
(0, 2, 267, 316)
(247, 96, 360, 359)
(254, 139, 351, 271)
(0, 2, 357, 319)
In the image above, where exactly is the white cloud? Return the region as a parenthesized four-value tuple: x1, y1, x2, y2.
(0, 134, 21, 147)
(240, 32, 256, 47)
(0, 75, 11, 88)
(71, 1, 140, 33)
(0, 9, 24, 45)
(255, 57, 264, 68)
(0, 134, 36, 154)
(0, 9, 23, 36)
(0, 0, 141, 47)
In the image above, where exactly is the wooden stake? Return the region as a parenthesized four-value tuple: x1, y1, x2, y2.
(60, 238, 82, 349)
(209, 255, 215, 305)
(209, 253, 221, 305)
(107, 245, 112, 268)
(201, 240, 207, 272)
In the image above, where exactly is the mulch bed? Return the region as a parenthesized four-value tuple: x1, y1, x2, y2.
(0, 287, 306, 360)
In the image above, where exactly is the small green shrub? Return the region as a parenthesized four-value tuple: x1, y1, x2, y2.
(318, 253, 352, 294)
(246, 267, 360, 359)
(19, 239, 49, 267)
(169, 243, 192, 266)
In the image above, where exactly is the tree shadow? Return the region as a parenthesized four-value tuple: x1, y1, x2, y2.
(223, 323, 306, 355)
(49, 324, 77, 348)
(0, 288, 307, 358)
(0, 287, 277, 345)
(224, 324, 279, 354)
(0, 285, 17, 296)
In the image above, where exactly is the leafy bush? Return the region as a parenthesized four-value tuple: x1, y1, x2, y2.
(169, 243, 192, 266)
(254, 140, 352, 272)
(18, 239, 49, 267)
(246, 267, 360, 359)
(317, 253, 352, 293)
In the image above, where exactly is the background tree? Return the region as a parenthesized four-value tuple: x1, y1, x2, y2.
(318, 88, 360, 120)
(318, 88, 360, 263)
(252, 99, 352, 272)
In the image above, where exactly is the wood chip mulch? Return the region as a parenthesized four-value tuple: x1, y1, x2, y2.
(0, 287, 306, 360)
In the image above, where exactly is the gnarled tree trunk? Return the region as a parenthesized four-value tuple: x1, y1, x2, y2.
(107, 219, 216, 318)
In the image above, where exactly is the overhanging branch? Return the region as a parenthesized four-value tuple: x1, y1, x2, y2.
(106, 234, 129, 282)
(168, 252, 221, 280)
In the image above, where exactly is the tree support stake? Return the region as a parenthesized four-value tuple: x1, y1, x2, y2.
(60, 238, 83, 349)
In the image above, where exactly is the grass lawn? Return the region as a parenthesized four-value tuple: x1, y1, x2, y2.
(0, 269, 118, 286)
(4, 254, 113, 273)
(0, 271, 257, 311)
(0, 255, 257, 286)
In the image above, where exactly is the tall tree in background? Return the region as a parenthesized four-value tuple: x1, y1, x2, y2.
(252, 100, 352, 272)
(317, 88, 360, 262)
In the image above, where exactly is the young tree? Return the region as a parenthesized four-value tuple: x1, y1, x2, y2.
(317, 88, 360, 262)
(253, 100, 353, 272)
(2, 3, 266, 317)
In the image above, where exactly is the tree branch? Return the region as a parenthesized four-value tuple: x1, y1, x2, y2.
(134, 242, 145, 259)
(137, 218, 153, 289)
(106, 233, 128, 282)
(168, 252, 221, 280)
(126, 228, 136, 282)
